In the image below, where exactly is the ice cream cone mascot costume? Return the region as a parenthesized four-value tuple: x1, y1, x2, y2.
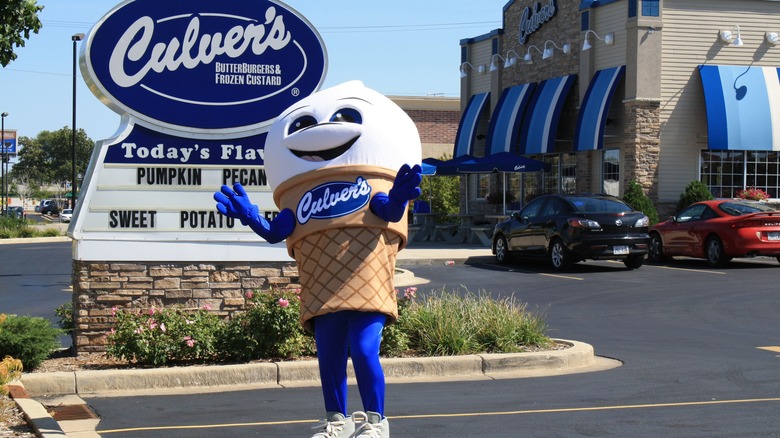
(214, 81, 422, 437)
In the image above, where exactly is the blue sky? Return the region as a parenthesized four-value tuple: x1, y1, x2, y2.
(0, 0, 506, 144)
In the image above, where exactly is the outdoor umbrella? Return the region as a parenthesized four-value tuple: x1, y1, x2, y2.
(456, 152, 550, 214)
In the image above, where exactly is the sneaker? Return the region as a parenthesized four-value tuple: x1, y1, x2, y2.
(352, 411, 390, 438)
(311, 412, 355, 438)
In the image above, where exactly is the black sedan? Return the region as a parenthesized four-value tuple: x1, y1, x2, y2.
(491, 193, 650, 271)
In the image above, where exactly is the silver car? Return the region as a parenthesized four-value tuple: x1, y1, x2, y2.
(59, 209, 73, 223)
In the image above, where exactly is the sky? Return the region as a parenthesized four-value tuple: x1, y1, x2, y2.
(0, 0, 508, 146)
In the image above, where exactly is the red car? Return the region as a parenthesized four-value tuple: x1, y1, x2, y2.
(648, 200, 780, 266)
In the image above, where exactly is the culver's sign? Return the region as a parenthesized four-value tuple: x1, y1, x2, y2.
(518, 0, 557, 45)
(297, 178, 372, 225)
(82, 0, 327, 135)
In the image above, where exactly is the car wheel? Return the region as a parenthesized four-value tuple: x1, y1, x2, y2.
(705, 236, 729, 267)
(549, 239, 573, 271)
(494, 235, 511, 264)
(623, 254, 645, 269)
(648, 232, 667, 262)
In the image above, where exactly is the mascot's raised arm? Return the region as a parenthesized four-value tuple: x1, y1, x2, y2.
(214, 80, 422, 438)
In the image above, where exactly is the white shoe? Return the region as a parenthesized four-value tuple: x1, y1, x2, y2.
(352, 411, 389, 438)
(311, 412, 355, 437)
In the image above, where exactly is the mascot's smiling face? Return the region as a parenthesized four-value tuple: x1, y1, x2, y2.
(264, 81, 422, 189)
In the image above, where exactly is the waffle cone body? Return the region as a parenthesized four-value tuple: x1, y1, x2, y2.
(294, 227, 401, 331)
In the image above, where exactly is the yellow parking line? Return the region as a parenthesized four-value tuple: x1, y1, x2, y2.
(651, 265, 726, 275)
(757, 346, 780, 353)
(98, 397, 780, 434)
(539, 273, 584, 281)
(393, 397, 780, 419)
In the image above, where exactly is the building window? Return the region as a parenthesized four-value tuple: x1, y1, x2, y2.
(561, 153, 577, 194)
(629, 0, 637, 18)
(477, 174, 490, 199)
(701, 150, 780, 199)
(642, 0, 659, 17)
(602, 149, 620, 196)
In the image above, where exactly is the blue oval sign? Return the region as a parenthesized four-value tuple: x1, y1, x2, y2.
(82, 0, 327, 135)
(296, 178, 372, 225)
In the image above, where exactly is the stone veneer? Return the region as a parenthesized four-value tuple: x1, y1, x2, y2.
(72, 260, 300, 353)
(623, 99, 661, 200)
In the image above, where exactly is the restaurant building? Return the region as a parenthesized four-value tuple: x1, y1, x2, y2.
(457, 0, 780, 215)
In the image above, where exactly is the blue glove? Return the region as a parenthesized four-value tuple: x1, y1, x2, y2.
(370, 164, 422, 223)
(214, 183, 295, 244)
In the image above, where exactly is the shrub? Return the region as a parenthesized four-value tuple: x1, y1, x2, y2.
(737, 187, 770, 201)
(397, 290, 551, 356)
(0, 314, 62, 370)
(622, 180, 659, 225)
(219, 289, 315, 361)
(0, 356, 23, 395)
(55, 302, 74, 334)
(380, 287, 415, 357)
(106, 306, 222, 366)
(677, 180, 714, 213)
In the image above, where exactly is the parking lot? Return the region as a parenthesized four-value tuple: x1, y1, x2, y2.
(5, 240, 780, 436)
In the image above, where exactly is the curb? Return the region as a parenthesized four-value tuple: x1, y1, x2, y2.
(20, 340, 605, 397)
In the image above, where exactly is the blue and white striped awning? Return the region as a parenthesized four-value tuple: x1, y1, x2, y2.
(698, 65, 780, 151)
(520, 74, 576, 154)
(454, 92, 490, 157)
(573, 66, 625, 151)
(485, 83, 537, 155)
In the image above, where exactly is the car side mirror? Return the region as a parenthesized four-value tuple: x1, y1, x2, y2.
(669, 216, 677, 222)
(512, 212, 522, 221)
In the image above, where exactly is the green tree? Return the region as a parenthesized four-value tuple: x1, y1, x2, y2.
(0, 0, 44, 67)
(622, 180, 659, 224)
(418, 155, 461, 222)
(11, 127, 95, 195)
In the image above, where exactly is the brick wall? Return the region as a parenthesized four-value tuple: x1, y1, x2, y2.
(406, 109, 460, 145)
(73, 260, 300, 352)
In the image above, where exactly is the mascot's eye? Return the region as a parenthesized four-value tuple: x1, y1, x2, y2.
(288, 115, 317, 135)
(330, 108, 362, 124)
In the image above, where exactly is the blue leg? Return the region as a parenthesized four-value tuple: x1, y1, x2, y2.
(347, 312, 387, 416)
(313, 312, 350, 415)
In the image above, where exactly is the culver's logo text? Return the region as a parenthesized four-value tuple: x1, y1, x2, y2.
(83, 0, 327, 135)
(297, 178, 372, 224)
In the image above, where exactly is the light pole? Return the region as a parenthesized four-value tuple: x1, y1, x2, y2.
(1, 112, 7, 213)
(71, 33, 85, 210)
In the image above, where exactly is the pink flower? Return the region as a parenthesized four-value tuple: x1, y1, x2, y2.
(147, 318, 158, 330)
(149, 307, 156, 315)
(111, 306, 118, 317)
(183, 336, 195, 348)
(278, 298, 290, 308)
(245, 290, 254, 299)
(202, 304, 212, 310)
(160, 323, 166, 332)
(404, 287, 417, 300)
(186, 319, 194, 325)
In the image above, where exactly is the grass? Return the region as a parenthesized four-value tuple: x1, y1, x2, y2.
(394, 289, 552, 357)
(0, 217, 64, 239)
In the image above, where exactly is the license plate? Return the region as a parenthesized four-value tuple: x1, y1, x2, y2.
(768, 232, 780, 241)
(613, 245, 629, 255)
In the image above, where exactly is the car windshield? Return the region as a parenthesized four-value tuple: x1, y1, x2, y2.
(567, 196, 631, 213)
(718, 201, 775, 216)
(63, 209, 73, 214)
